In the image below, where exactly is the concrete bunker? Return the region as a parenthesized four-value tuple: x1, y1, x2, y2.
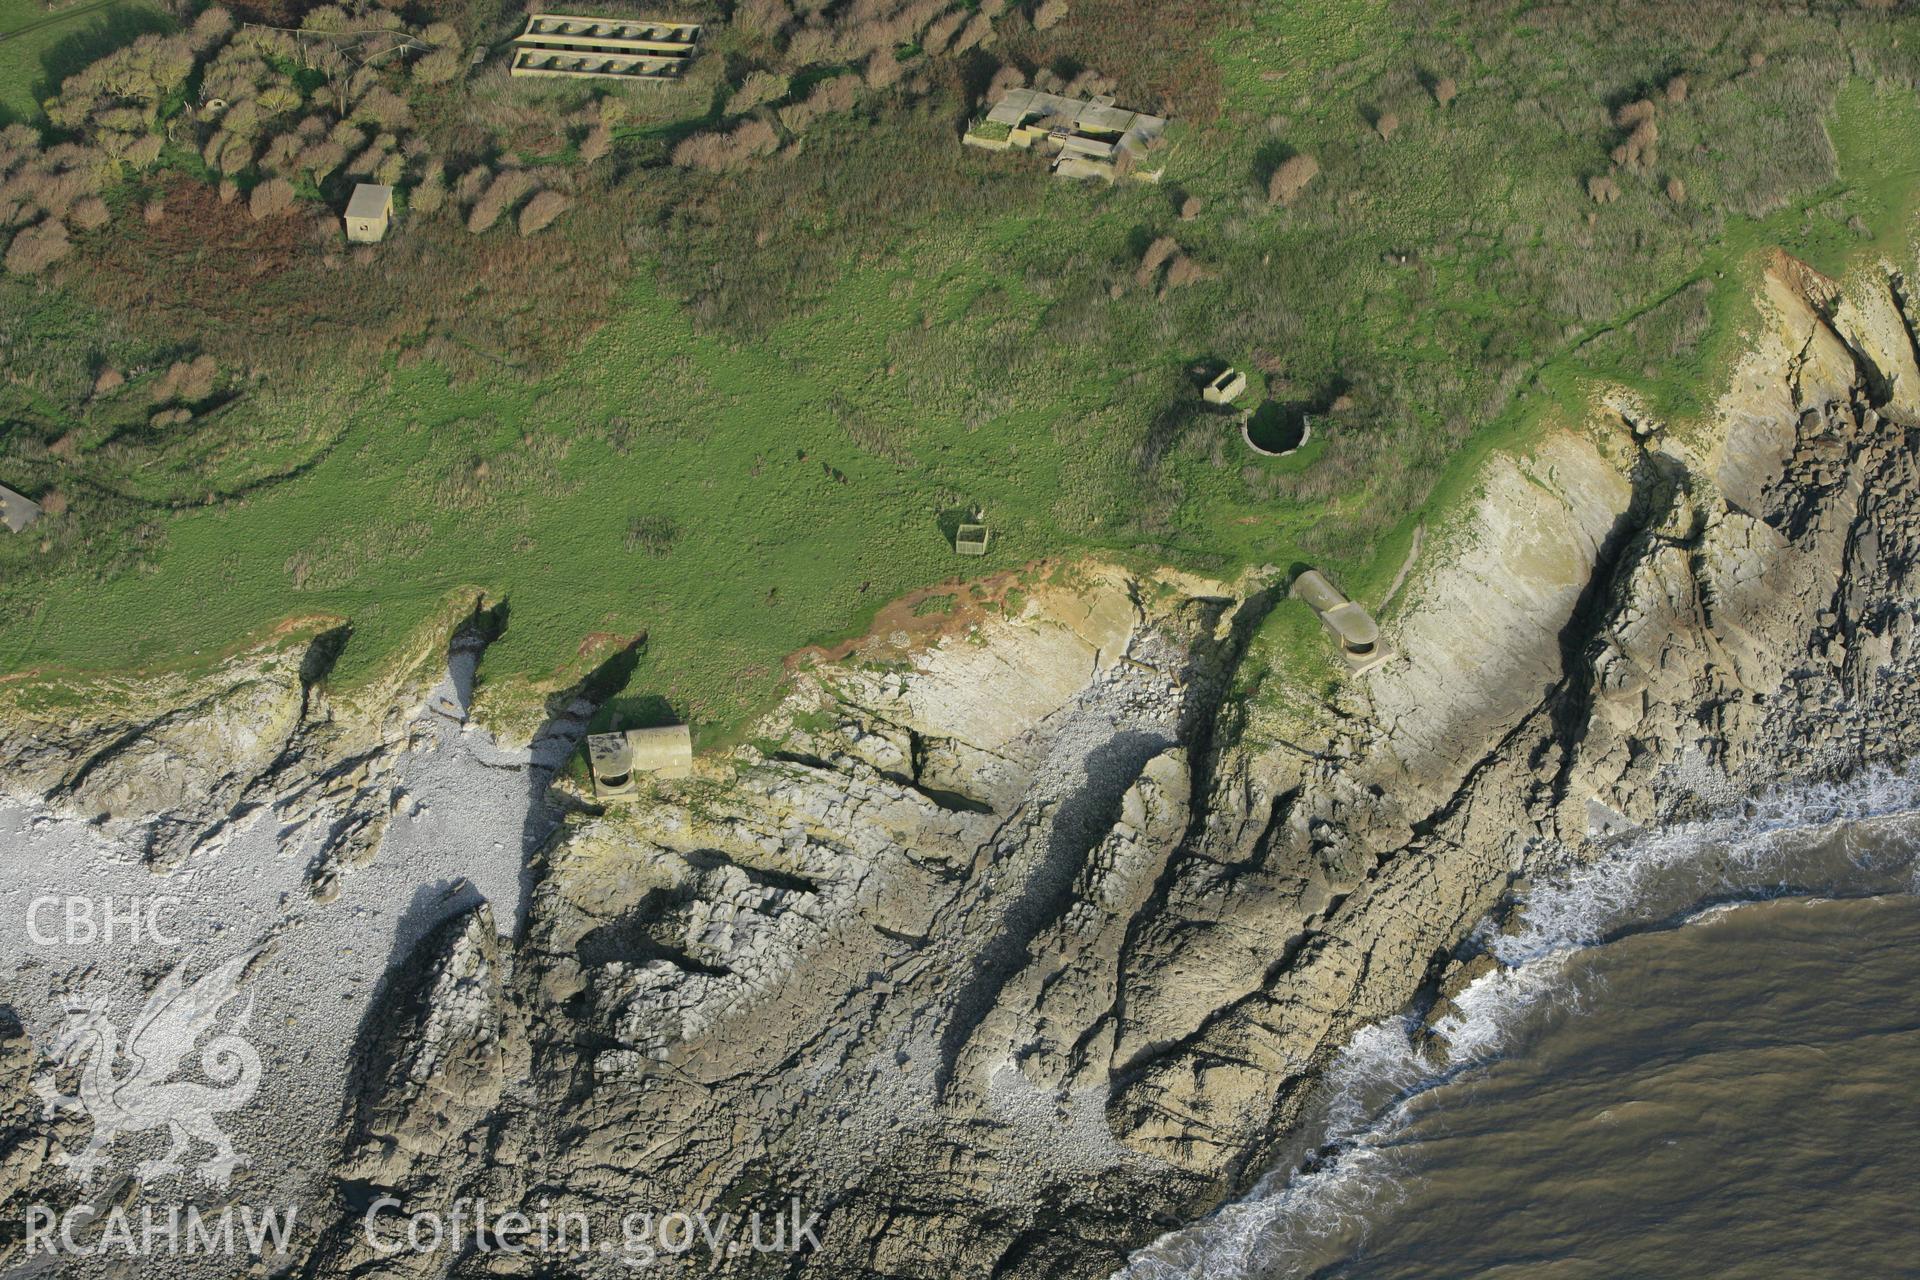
(1291, 568, 1391, 672)
(0, 484, 41, 534)
(1244, 403, 1312, 456)
(587, 724, 694, 800)
(964, 89, 1170, 183)
(1202, 367, 1247, 405)
(510, 14, 702, 82)
(344, 183, 393, 243)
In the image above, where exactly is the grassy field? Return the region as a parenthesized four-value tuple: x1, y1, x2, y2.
(0, 0, 168, 124)
(4, 0, 1919, 745)
(1229, 72, 1920, 725)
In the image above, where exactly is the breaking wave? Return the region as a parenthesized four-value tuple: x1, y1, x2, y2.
(1113, 766, 1920, 1280)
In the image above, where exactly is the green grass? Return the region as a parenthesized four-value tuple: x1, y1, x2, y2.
(6, 0, 1920, 750)
(1232, 72, 1920, 714)
(0, 0, 169, 124)
(0, 209, 1366, 741)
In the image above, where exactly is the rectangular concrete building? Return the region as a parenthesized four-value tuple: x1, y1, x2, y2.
(0, 484, 40, 534)
(587, 724, 694, 800)
(1203, 368, 1248, 405)
(1291, 568, 1392, 674)
(964, 89, 1170, 183)
(344, 183, 392, 243)
(510, 14, 701, 82)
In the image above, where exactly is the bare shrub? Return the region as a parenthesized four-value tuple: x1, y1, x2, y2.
(347, 136, 393, 177)
(414, 46, 463, 84)
(731, 70, 789, 113)
(5, 220, 71, 276)
(261, 132, 302, 172)
(1665, 76, 1689, 104)
(92, 368, 124, 396)
(579, 123, 613, 165)
(1587, 174, 1620, 203)
(1267, 153, 1319, 205)
(189, 6, 233, 51)
(1433, 75, 1457, 106)
(1034, 0, 1069, 30)
(124, 135, 164, 168)
(153, 354, 218, 403)
(672, 119, 780, 171)
(1666, 176, 1687, 204)
(986, 63, 1026, 104)
(1179, 195, 1202, 220)
(212, 131, 254, 175)
(296, 141, 347, 182)
(1375, 111, 1399, 141)
(454, 165, 492, 204)
(1165, 253, 1210, 288)
(249, 176, 296, 220)
(39, 488, 68, 516)
(467, 170, 537, 233)
(68, 196, 109, 229)
(6, 220, 71, 274)
(518, 189, 569, 236)
(1614, 98, 1656, 129)
(352, 86, 410, 129)
(864, 47, 903, 90)
(1135, 234, 1177, 286)
(576, 123, 614, 165)
(814, 74, 861, 112)
(922, 9, 967, 54)
(735, 0, 792, 40)
(1613, 117, 1658, 173)
(412, 172, 447, 215)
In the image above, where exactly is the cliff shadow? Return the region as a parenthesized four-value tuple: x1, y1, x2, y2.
(514, 635, 648, 940)
(934, 727, 1176, 1098)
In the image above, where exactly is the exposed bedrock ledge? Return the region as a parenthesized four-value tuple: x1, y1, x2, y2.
(3, 258, 1919, 1280)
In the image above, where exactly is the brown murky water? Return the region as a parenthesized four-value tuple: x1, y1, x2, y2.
(1296, 892, 1920, 1279)
(1120, 772, 1920, 1280)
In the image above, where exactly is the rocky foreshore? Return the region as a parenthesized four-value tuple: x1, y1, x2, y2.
(1, 250, 1917, 1279)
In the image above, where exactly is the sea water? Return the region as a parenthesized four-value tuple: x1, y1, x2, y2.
(1118, 768, 1920, 1280)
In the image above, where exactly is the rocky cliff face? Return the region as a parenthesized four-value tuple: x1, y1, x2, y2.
(2, 254, 1917, 1280)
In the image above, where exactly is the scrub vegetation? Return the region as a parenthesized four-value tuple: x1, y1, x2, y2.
(3, 0, 1919, 742)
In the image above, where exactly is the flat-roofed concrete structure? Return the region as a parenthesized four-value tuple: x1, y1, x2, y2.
(1291, 568, 1392, 673)
(0, 484, 40, 534)
(343, 183, 392, 243)
(955, 522, 990, 556)
(510, 14, 701, 82)
(964, 89, 1170, 183)
(587, 724, 694, 800)
(1202, 368, 1247, 405)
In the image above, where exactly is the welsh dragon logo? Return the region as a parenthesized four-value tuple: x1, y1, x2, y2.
(34, 953, 263, 1187)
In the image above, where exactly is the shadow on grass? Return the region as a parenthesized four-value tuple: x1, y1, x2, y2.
(1251, 138, 1297, 190)
(591, 691, 677, 735)
(1247, 399, 1310, 453)
(935, 505, 979, 550)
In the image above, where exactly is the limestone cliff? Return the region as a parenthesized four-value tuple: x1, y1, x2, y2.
(1, 253, 1917, 1280)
